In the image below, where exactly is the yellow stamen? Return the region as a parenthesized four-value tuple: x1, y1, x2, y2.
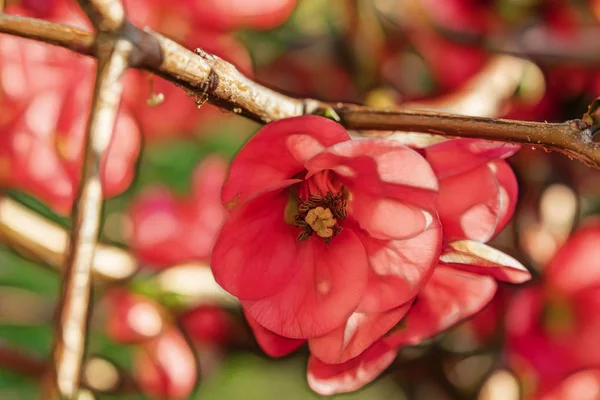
(305, 206, 337, 238)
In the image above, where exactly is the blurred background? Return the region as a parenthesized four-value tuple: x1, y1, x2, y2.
(1, 0, 600, 399)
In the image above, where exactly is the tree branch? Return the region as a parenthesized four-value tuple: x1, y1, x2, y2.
(0, 197, 137, 281)
(41, 2, 133, 394)
(0, 13, 93, 54)
(2, 14, 599, 168)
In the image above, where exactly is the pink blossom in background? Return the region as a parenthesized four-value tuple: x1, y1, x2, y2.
(537, 369, 600, 400)
(133, 328, 197, 400)
(180, 305, 233, 346)
(190, 0, 297, 31)
(0, 7, 140, 214)
(507, 219, 600, 398)
(128, 156, 229, 267)
(104, 289, 166, 344)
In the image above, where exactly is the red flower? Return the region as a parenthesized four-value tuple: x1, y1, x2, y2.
(0, 12, 140, 214)
(303, 139, 530, 395)
(133, 328, 197, 399)
(128, 156, 228, 267)
(212, 115, 442, 358)
(507, 220, 600, 398)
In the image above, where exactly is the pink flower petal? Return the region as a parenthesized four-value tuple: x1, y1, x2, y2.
(441, 240, 531, 283)
(305, 138, 438, 194)
(307, 341, 396, 396)
(191, 156, 229, 245)
(245, 312, 305, 358)
(425, 139, 519, 180)
(243, 229, 369, 339)
(384, 266, 497, 348)
(134, 329, 197, 400)
(211, 181, 302, 300)
(490, 159, 518, 237)
(437, 163, 502, 242)
(356, 219, 442, 313)
(191, 0, 297, 31)
(545, 219, 600, 293)
(308, 303, 410, 364)
(540, 369, 600, 400)
(350, 193, 434, 240)
(222, 116, 349, 208)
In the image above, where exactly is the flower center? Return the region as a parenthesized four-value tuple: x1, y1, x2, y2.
(293, 171, 347, 244)
(305, 206, 337, 238)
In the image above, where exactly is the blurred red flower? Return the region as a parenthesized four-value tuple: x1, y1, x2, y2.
(180, 305, 233, 346)
(104, 288, 166, 344)
(537, 369, 600, 400)
(134, 328, 197, 399)
(128, 155, 228, 267)
(0, 7, 140, 214)
(507, 219, 600, 398)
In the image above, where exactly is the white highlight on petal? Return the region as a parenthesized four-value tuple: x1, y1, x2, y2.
(286, 134, 326, 163)
(342, 312, 366, 348)
(559, 370, 600, 400)
(127, 302, 163, 338)
(156, 335, 195, 389)
(307, 349, 396, 396)
(422, 210, 433, 230)
(460, 203, 495, 243)
(25, 91, 62, 138)
(317, 279, 332, 295)
(334, 165, 356, 177)
(441, 240, 530, 283)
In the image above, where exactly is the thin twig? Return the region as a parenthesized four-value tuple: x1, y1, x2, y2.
(0, 14, 93, 55)
(77, 0, 125, 32)
(335, 106, 600, 167)
(42, 20, 133, 400)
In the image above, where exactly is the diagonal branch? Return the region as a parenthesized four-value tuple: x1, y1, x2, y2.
(42, 31, 133, 400)
(1, 16, 600, 168)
